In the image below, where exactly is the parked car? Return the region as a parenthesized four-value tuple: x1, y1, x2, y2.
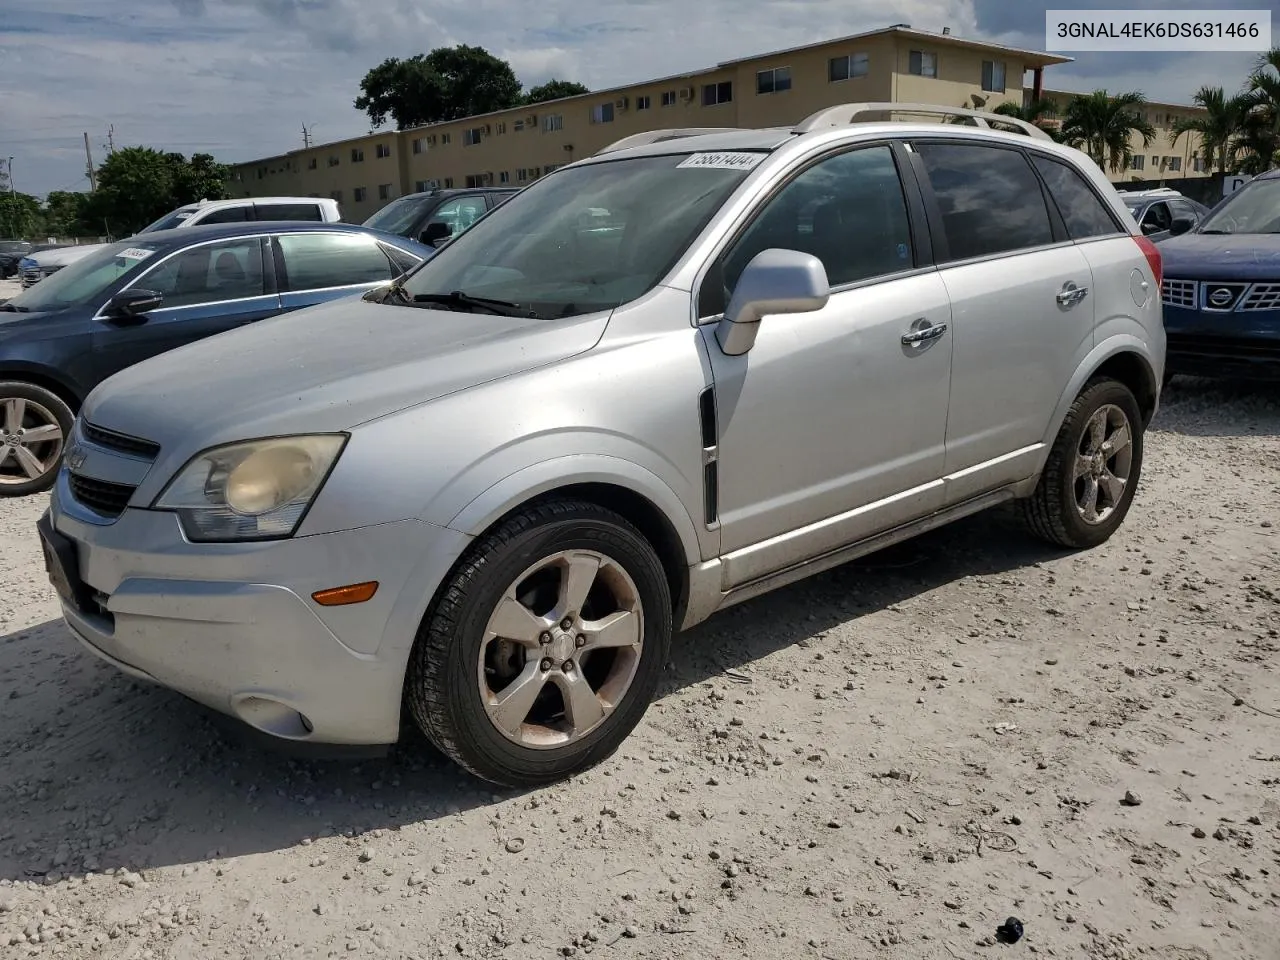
(1116, 187, 1209, 242)
(19, 197, 342, 286)
(40, 106, 1164, 787)
(1, 221, 430, 494)
(1160, 170, 1280, 381)
(362, 187, 518, 247)
(0, 240, 33, 279)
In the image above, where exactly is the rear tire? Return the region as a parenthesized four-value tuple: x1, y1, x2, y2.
(1021, 378, 1144, 549)
(0, 382, 73, 497)
(405, 498, 672, 787)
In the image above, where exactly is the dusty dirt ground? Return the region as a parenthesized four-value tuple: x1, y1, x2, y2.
(1, 376, 1278, 960)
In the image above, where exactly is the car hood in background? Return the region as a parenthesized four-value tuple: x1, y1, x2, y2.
(27, 244, 106, 268)
(82, 296, 609, 454)
(1160, 233, 1280, 281)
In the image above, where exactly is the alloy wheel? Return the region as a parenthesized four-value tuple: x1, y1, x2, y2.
(1073, 403, 1133, 525)
(0, 397, 65, 486)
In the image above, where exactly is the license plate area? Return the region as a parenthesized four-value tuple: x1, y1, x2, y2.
(37, 513, 89, 611)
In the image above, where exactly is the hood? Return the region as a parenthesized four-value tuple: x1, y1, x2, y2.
(29, 244, 105, 268)
(1160, 232, 1280, 281)
(82, 295, 609, 453)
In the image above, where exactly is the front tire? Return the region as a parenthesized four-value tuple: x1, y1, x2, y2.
(0, 382, 73, 497)
(405, 498, 672, 787)
(1021, 378, 1144, 549)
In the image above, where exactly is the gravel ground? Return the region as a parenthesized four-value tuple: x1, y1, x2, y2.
(1, 376, 1278, 960)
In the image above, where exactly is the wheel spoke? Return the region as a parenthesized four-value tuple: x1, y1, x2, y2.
(557, 553, 601, 618)
(21, 423, 62, 444)
(0, 447, 12, 470)
(1103, 422, 1130, 459)
(1079, 476, 1100, 522)
(1073, 454, 1093, 480)
(485, 660, 547, 736)
(13, 445, 46, 480)
(487, 594, 551, 648)
(1085, 410, 1106, 454)
(555, 670, 605, 736)
(2, 398, 25, 434)
(581, 609, 640, 652)
(1099, 470, 1126, 505)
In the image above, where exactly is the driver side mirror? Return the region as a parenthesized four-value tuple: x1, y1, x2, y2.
(715, 249, 830, 356)
(1169, 215, 1195, 236)
(105, 288, 164, 322)
(420, 221, 452, 247)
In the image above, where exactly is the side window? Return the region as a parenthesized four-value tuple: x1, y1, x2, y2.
(196, 206, 250, 225)
(1169, 199, 1198, 223)
(136, 239, 266, 308)
(914, 142, 1054, 261)
(276, 233, 395, 291)
(702, 145, 914, 316)
(380, 243, 422, 276)
(1141, 201, 1172, 233)
(256, 203, 324, 222)
(428, 197, 489, 237)
(1030, 155, 1122, 240)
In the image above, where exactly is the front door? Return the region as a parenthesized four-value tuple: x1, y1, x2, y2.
(91, 236, 282, 390)
(699, 143, 953, 588)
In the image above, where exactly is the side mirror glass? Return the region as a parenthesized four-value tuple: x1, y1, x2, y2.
(421, 221, 451, 247)
(1169, 216, 1195, 236)
(715, 249, 830, 356)
(106, 288, 164, 320)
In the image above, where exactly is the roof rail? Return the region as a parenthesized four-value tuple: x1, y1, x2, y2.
(594, 127, 746, 156)
(792, 102, 1053, 141)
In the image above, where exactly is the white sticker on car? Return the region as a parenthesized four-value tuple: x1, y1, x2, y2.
(117, 247, 155, 261)
(676, 152, 765, 171)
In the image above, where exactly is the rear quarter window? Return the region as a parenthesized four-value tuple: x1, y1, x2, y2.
(256, 203, 324, 222)
(1031, 155, 1123, 240)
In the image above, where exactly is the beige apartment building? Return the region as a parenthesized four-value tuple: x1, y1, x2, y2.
(228, 24, 1204, 222)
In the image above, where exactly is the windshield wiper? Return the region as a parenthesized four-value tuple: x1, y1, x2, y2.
(412, 290, 535, 317)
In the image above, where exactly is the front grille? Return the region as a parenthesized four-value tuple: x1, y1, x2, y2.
(1162, 278, 1196, 309)
(81, 421, 161, 459)
(21, 268, 41, 285)
(68, 475, 137, 519)
(1240, 283, 1280, 312)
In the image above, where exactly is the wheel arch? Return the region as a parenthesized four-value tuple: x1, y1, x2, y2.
(1044, 337, 1160, 448)
(0, 365, 85, 414)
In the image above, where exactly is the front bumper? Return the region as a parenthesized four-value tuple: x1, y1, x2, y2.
(1163, 297, 1280, 380)
(44, 485, 471, 745)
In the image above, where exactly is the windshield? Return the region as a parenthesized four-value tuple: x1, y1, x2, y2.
(363, 196, 429, 236)
(139, 207, 198, 234)
(398, 153, 760, 319)
(0, 241, 28, 253)
(3, 242, 160, 312)
(1121, 198, 1143, 211)
(1198, 180, 1280, 234)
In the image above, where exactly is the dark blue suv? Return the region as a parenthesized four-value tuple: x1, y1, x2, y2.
(1160, 172, 1280, 382)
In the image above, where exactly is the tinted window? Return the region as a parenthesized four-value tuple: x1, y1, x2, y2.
(1141, 201, 1171, 233)
(277, 233, 395, 291)
(256, 203, 323, 222)
(915, 143, 1053, 260)
(381, 243, 422, 276)
(197, 206, 250, 225)
(137, 239, 266, 308)
(703, 146, 913, 316)
(362, 196, 430, 236)
(429, 196, 489, 237)
(1031, 155, 1121, 240)
(1169, 199, 1199, 222)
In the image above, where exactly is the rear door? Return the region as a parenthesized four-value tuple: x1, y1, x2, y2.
(273, 231, 401, 310)
(909, 139, 1096, 503)
(92, 236, 281, 382)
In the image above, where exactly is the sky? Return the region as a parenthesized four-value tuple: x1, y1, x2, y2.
(0, 0, 1274, 199)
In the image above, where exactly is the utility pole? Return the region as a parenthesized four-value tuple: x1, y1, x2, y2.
(5, 157, 13, 196)
(107, 124, 115, 154)
(83, 132, 97, 191)
(302, 124, 314, 149)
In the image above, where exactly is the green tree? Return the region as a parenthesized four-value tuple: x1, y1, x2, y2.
(171, 152, 229, 205)
(84, 147, 228, 236)
(355, 45, 523, 129)
(1232, 49, 1280, 173)
(523, 79, 590, 105)
(1169, 86, 1249, 174)
(40, 191, 92, 238)
(992, 98, 1066, 140)
(0, 192, 42, 238)
(1058, 90, 1157, 174)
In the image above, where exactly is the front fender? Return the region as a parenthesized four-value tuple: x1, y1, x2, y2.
(1042, 333, 1160, 451)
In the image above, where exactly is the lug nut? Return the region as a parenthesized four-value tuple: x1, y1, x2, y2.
(562, 660, 575, 673)
(576, 635, 586, 648)
(539, 632, 552, 644)
(540, 658, 553, 671)
(560, 617, 574, 630)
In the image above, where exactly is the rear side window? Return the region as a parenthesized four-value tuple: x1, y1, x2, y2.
(276, 233, 396, 291)
(257, 203, 324, 222)
(915, 142, 1053, 261)
(381, 243, 422, 276)
(1031, 155, 1122, 239)
(194, 206, 249, 225)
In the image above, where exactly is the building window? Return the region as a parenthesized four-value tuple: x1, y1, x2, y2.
(378, 183, 393, 200)
(981, 60, 1006, 92)
(330, 190, 343, 201)
(828, 52, 869, 82)
(544, 163, 559, 174)
(543, 114, 563, 132)
(908, 50, 938, 78)
(308, 157, 317, 170)
(590, 103, 615, 124)
(701, 81, 733, 106)
(513, 119, 525, 131)
(661, 90, 677, 107)
(443, 177, 454, 188)
(351, 147, 365, 162)
(441, 133, 451, 145)
(353, 187, 367, 202)
(327, 156, 339, 167)
(412, 138, 424, 154)
(464, 127, 483, 146)
(1130, 155, 1145, 170)
(636, 95, 652, 110)
(376, 143, 392, 159)
(413, 180, 432, 192)
(1192, 154, 1204, 172)
(496, 122, 506, 134)
(517, 168, 528, 182)
(499, 171, 510, 183)
(1168, 156, 1182, 172)
(756, 66, 792, 95)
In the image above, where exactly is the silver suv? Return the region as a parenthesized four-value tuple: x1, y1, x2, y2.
(39, 103, 1165, 787)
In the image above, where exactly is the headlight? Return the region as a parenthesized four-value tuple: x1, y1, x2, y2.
(154, 434, 346, 542)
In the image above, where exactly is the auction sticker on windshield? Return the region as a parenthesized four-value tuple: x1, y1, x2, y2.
(676, 152, 765, 170)
(118, 248, 155, 261)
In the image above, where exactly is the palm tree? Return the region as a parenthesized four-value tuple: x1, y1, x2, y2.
(1058, 91, 1157, 174)
(1170, 86, 1249, 174)
(1234, 48, 1280, 173)
(993, 98, 1064, 140)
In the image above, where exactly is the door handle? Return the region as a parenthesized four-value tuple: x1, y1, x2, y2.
(1056, 282, 1089, 307)
(901, 321, 948, 345)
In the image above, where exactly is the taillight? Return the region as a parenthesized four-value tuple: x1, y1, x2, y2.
(1134, 235, 1163, 290)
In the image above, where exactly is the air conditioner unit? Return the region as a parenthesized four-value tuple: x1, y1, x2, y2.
(615, 96, 629, 110)
(679, 86, 694, 101)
